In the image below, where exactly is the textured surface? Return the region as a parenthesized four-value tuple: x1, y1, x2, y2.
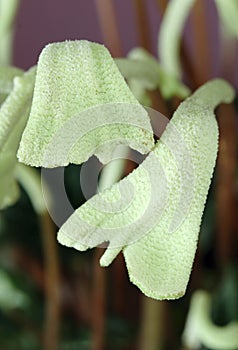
(0, 66, 35, 150)
(58, 79, 234, 300)
(17, 40, 154, 167)
(0, 152, 19, 209)
(0, 66, 23, 104)
(0, 67, 35, 209)
(183, 290, 238, 349)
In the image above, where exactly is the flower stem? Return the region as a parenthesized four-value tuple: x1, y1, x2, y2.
(139, 297, 165, 350)
(40, 213, 61, 350)
(216, 103, 237, 264)
(0, 0, 20, 65)
(133, 0, 152, 52)
(91, 248, 106, 350)
(190, 0, 211, 85)
(155, 0, 168, 15)
(94, 0, 122, 56)
(16, 164, 61, 350)
(156, 0, 196, 89)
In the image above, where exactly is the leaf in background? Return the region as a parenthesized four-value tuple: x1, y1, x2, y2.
(182, 290, 238, 350)
(0, 269, 29, 311)
(57, 79, 234, 300)
(17, 40, 154, 168)
(158, 0, 195, 79)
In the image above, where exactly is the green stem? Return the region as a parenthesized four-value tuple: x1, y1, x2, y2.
(139, 297, 164, 350)
(15, 164, 61, 350)
(15, 164, 46, 215)
(99, 147, 129, 192)
(0, 0, 20, 65)
(155, 0, 196, 89)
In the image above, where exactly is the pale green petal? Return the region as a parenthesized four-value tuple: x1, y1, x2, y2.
(0, 67, 35, 209)
(0, 66, 23, 104)
(17, 40, 154, 167)
(116, 48, 153, 105)
(116, 47, 190, 101)
(116, 48, 155, 105)
(0, 152, 19, 209)
(158, 0, 195, 78)
(0, 66, 23, 93)
(0, 66, 36, 151)
(115, 57, 159, 91)
(183, 290, 238, 349)
(215, 0, 238, 37)
(127, 79, 152, 106)
(57, 79, 234, 300)
(125, 47, 154, 105)
(123, 80, 234, 299)
(0, 115, 31, 209)
(0, 118, 30, 209)
(128, 48, 190, 99)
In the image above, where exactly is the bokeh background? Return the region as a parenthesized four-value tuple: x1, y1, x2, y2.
(0, 0, 238, 349)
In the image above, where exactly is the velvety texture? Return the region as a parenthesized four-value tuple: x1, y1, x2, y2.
(57, 79, 234, 300)
(17, 40, 154, 167)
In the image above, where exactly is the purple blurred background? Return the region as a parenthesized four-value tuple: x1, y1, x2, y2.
(13, 0, 238, 89)
(13, 0, 162, 69)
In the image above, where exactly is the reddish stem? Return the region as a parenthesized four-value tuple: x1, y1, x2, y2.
(190, 0, 211, 86)
(155, 0, 168, 15)
(216, 103, 237, 264)
(91, 249, 106, 350)
(133, 0, 152, 52)
(40, 213, 61, 350)
(94, 0, 122, 56)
